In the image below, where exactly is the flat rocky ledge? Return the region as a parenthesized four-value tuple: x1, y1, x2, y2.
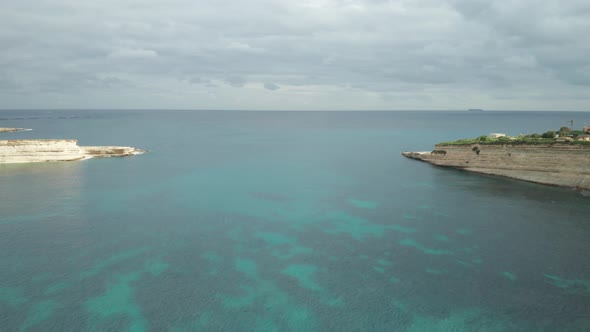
(401, 151, 429, 158)
(0, 138, 144, 164)
(0, 127, 30, 133)
(82, 145, 145, 157)
(402, 144, 590, 191)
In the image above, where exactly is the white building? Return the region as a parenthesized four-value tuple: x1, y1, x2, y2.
(488, 133, 507, 139)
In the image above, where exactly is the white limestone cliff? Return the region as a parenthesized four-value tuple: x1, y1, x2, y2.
(0, 139, 143, 164)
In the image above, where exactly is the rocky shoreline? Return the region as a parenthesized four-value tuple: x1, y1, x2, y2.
(402, 144, 590, 190)
(0, 128, 144, 164)
(0, 127, 29, 133)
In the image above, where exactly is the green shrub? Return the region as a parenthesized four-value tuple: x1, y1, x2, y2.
(436, 129, 590, 146)
(571, 130, 585, 136)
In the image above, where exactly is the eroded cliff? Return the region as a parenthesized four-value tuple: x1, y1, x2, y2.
(0, 139, 143, 164)
(402, 144, 590, 190)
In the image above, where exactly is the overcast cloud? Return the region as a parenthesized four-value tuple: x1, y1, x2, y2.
(1, 0, 589, 110)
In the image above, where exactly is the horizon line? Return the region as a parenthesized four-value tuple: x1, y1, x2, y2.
(0, 108, 589, 112)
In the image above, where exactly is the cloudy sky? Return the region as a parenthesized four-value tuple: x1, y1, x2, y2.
(1, 0, 589, 110)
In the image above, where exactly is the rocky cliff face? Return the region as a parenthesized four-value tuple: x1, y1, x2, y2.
(402, 144, 590, 190)
(0, 139, 143, 164)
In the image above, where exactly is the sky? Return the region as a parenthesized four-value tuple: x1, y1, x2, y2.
(1, 0, 589, 111)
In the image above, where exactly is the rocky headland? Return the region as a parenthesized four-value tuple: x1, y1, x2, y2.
(0, 128, 144, 164)
(402, 143, 590, 190)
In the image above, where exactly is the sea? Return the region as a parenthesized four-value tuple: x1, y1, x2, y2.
(1, 110, 589, 331)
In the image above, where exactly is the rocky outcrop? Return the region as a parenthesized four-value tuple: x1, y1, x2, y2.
(402, 144, 590, 190)
(0, 139, 144, 164)
(0, 128, 29, 133)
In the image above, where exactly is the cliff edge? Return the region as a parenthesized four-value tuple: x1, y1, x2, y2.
(0, 139, 144, 164)
(402, 144, 590, 190)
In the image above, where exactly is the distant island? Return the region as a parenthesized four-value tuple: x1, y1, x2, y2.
(0, 127, 30, 133)
(467, 108, 484, 112)
(402, 126, 590, 190)
(0, 128, 144, 164)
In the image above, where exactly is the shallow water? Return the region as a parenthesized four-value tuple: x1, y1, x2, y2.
(1, 110, 590, 331)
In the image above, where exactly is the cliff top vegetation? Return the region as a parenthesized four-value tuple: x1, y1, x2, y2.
(439, 127, 590, 146)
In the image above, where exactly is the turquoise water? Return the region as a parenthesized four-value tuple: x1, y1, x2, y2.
(1, 110, 590, 331)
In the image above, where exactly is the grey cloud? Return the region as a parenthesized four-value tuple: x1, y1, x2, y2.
(0, 0, 589, 110)
(264, 83, 280, 91)
(108, 48, 158, 59)
(0, 74, 22, 92)
(225, 77, 246, 88)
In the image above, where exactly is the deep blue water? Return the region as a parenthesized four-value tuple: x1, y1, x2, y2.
(1, 110, 590, 331)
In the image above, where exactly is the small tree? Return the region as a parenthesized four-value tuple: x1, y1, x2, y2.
(542, 130, 556, 139)
(559, 126, 572, 136)
(478, 135, 488, 142)
(530, 133, 541, 138)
